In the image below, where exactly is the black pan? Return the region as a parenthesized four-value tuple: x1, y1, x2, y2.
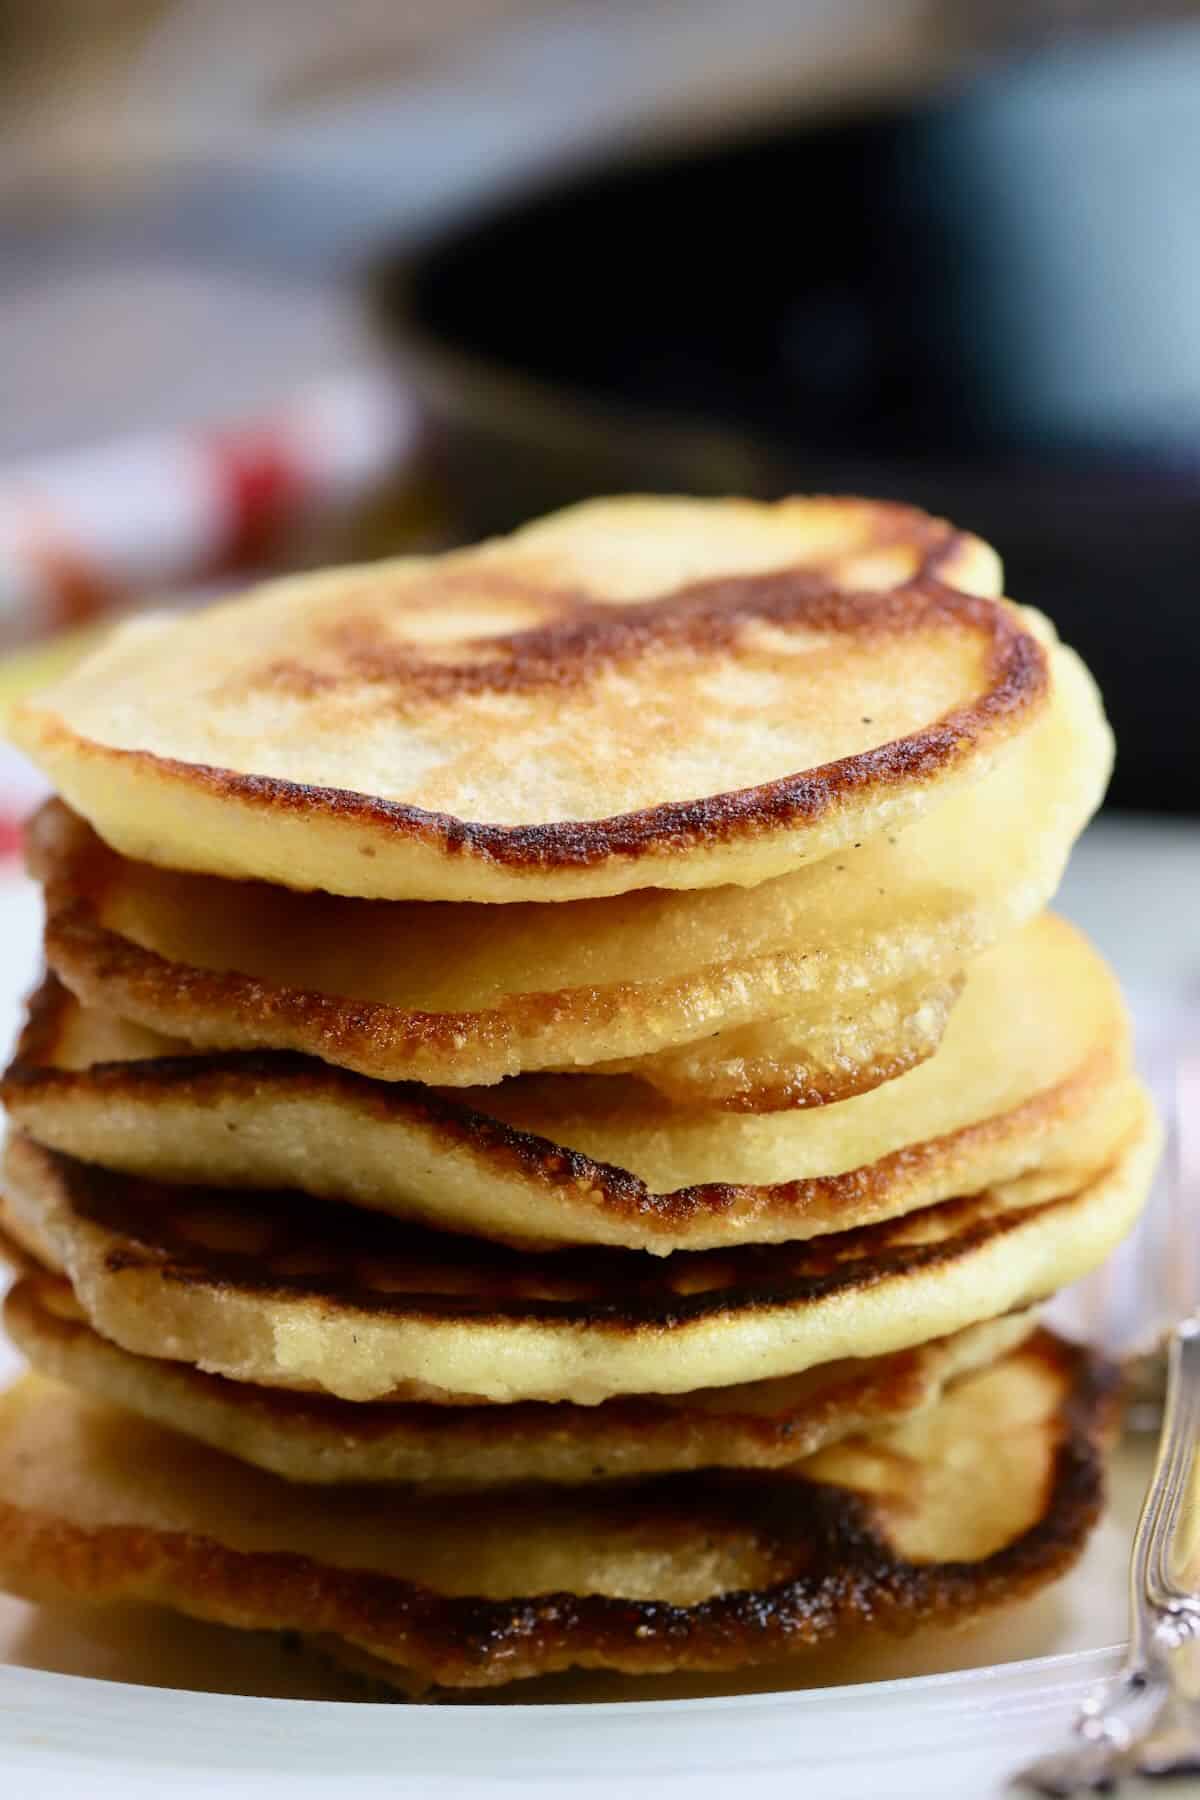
(373, 41, 1200, 816)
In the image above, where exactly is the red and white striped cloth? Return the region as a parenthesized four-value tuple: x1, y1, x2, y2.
(0, 367, 420, 646)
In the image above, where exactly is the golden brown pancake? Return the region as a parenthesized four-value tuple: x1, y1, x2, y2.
(0, 1103, 1158, 1403)
(7, 496, 1052, 905)
(4, 918, 1139, 1254)
(3, 1273, 1035, 1486)
(0, 1336, 1117, 1690)
(27, 626, 1108, 1086)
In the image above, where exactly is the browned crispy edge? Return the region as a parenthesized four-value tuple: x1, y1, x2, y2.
(2, 1133, 1078, 1332)
(0, 1335, 1119, 1688)
(29, 802, 818, 1084)
(3, 971, 1122, 1247)
(2, 1270, 1034, 1463)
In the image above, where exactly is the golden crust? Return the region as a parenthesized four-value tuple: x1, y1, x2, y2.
(0, 1336, 1118, 1688)
(0, 1106, 1159, 1402)
(3, 1273, 1036, 1486)
(7, 497, 1044, 902)
(3, 914, 1138, 1254)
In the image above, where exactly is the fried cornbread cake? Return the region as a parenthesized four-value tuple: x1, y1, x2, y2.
(0, 495, 1158, 1692)
(3, 917, 1140, 1254)
(0, 1105, 1158, 1405)
(0, 1335, 1117, 1694)
(4, 1273, 1037, 1487)
(10, 497, 1020, 904)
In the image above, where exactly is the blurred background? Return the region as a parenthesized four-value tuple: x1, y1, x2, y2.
(1, 0, 1198, 813)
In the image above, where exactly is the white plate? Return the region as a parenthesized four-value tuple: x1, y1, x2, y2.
(1, 790, 1197, 1799)
(0, 1450, 1157, 1800)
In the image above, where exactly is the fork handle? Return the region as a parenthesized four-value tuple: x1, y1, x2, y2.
(1052, 1320, 1200, 1775)
(1142, 1320, 1200, 1617)
(1118, 1321, 1200, 1783)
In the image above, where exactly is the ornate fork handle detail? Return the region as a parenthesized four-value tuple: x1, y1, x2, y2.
(1132, 1619, 1200, 1780)
(1014, 1320, 1200, 1795)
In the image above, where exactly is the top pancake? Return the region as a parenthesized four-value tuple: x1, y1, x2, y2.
(7, 496, 1053, 903)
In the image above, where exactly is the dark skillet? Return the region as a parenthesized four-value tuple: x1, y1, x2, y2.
(371, 48, 1200, 817)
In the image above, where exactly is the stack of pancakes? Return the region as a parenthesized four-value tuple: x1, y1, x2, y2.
(0, 498, 1158, 1695)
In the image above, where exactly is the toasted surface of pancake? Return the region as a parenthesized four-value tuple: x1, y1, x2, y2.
(0, 1337, 1116, 1688)
(0, 1103, 1158, 1402)
(3, 1274, 1035, 1485)
(8, 496, 1047, 904)
(6, 918, 1137, 1253)
(29, 639, 1110, 1086)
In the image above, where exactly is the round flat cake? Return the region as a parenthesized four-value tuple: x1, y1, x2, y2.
(4, 1276, 1034, 1487)
(4, 917, 1139, 1253)
(0, 1104, 1158, 1403)
(0, 1336, 1116, 1690)
(10, 497, 1049, 903)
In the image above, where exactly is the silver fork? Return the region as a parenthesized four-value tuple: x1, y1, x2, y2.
(1014, 1052, 1200, 1796)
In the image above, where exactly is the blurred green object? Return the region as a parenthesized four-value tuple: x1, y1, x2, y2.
(0, 628, 104, 726)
